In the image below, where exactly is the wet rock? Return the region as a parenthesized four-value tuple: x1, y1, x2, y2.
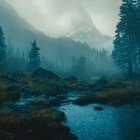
(33, 68, 59, 81)
(94, 106, 103, 111)
(47, 96, 68, 107)
(73, 96, 108, 106)
(47, 98, 62, 106)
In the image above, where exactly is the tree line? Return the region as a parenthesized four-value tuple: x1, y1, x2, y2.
(0, 25, 115, 79)
(112, 0, 140, 78)
(0, 27, 112, 78)
(0, 26, 41, 73)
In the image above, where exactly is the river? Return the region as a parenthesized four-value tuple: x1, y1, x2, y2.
(59, 103, 140, 140)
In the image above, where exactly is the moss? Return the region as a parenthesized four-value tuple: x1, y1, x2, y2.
(74, 79, 140, 106)
(97, 87, 140, 99)
(0, 109, 70, 140)
(96, 81, 140, 105)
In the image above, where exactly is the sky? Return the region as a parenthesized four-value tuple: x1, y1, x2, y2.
(7, 0, 122, 37)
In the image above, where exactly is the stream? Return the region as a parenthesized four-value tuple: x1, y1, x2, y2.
(59, 103, 140, 140)
(13, 92, 140, 140)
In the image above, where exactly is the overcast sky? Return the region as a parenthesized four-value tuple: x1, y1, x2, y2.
(7, 0, 122, 37)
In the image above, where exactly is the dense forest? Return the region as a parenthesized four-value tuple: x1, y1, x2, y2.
(0, 25, 116, 79)
(112, 0, 140, 78)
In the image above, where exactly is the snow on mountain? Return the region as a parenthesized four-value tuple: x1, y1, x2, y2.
(63, 8, 113, 52)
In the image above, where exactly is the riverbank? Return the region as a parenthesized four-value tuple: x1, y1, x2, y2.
(0, 69, 140, 140)
(73, 78, 140, 106)
(0, 109, 77, 140)
(0, 69, 78, 140)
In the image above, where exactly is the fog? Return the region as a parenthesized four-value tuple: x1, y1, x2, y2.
(0, 0, 120, 79)
(7, 0, 122, 37)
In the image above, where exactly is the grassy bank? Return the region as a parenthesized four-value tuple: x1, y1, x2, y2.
(73, 79, 140, 106)
(0, 109, 77, 140)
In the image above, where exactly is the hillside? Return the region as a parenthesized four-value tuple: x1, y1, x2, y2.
(0, 0, 98, 65)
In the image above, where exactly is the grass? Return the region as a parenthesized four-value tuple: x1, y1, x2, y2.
(73, 79, 140, 106)
(0, 109, 66, 140)
(96, 79, 140, 106)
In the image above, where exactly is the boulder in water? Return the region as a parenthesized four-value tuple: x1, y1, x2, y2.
(94, 106, 103, 111)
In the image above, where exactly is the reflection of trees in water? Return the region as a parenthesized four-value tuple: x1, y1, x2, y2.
(117, 105, 140, 140)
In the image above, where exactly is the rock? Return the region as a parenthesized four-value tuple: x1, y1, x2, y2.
(47, 98, 62, 106)
(94, 106, 103, 111)
(47, 96, 68, 107)
(73, 96, 108, 106)
(33, 68, 59, 80)
(73, 98, 90, 106)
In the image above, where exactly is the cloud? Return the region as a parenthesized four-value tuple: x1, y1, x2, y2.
(6, 0, 121, 37)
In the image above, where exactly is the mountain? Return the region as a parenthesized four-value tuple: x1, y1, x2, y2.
(67, 29, 113, 52)
(0, 0, 99, 70)
(64, 8, 113, 52)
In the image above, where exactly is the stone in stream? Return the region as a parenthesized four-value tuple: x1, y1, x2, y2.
(94, 106, 103, 111)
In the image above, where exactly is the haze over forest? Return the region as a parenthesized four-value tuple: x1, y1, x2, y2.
(6, 0, 122, 51)
(0, 0, 122, 78)
(0, 1, 140, 140)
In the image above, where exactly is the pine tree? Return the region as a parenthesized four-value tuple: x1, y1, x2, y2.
(28, 40, 41, 72)
(112, 0, 138, 77)
(21, 51, 27, 72)
(135, 0, 140, 69)
(100, 49, 108, 60)
(74, 55, 87, 79)
(0, 26, 7, 72)
(7, 40, 15, 72)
